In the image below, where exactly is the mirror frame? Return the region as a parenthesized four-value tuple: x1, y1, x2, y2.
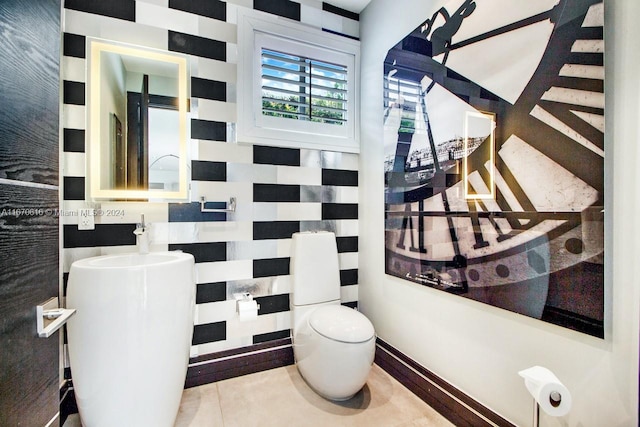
(87, 39, 189, 200)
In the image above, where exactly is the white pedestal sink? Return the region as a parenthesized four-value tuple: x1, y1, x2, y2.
(66, 251, 195, 427)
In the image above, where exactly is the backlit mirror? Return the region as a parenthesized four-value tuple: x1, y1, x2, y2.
(88, 39, 189, 200)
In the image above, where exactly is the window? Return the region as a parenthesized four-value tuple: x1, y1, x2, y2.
(261, 49, 348, 126)
(237, 9, 360, 152)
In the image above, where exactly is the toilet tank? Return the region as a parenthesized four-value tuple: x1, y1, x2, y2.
(290, 231, 341, 306)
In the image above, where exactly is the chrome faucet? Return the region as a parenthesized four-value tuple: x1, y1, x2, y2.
(133, 214, 150, 254)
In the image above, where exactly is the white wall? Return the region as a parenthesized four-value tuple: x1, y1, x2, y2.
(359, 0, 640, 425)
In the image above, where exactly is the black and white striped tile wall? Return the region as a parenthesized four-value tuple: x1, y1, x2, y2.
(60, 0, 360, 358)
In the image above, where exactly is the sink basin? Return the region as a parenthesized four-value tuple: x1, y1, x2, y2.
(66, 251, 195, 427)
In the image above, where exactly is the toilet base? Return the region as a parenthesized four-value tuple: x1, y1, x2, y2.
(293, 330, 375, 401)
(297, 369, 360, 401)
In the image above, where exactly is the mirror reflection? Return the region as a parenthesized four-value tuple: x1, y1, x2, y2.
(88, 39, 189, 200)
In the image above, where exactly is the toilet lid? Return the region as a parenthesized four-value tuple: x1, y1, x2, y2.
(309, 305, 375, 343)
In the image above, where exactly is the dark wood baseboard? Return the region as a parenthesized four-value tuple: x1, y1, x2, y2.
(375, 338, 516, 427)
(185, 338, 294, 388)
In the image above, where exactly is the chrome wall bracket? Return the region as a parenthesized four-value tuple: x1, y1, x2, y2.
(36, 297, 76, 338)
(199, 196, 236, 213)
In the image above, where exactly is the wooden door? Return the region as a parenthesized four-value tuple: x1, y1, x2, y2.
(0, 0, 61, 425)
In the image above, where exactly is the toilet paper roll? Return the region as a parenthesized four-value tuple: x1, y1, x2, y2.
(518, 366, 572, 417)
(237, 299, 258, 321)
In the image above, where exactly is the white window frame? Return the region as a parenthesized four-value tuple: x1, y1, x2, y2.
(237, 8, 360, 153)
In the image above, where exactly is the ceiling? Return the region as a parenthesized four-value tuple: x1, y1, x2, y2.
(327, 0, 373, 14)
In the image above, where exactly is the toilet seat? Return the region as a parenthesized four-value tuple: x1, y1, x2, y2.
(309, 305, 375, 343)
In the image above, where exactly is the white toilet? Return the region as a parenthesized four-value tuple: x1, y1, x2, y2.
(290, 231, 376, 401)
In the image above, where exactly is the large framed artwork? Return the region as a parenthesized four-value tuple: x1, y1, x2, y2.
(383, 0, 605, 337)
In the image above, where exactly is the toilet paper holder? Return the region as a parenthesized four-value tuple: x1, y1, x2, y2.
(234, 292, 258, 303)
(234, 292, 260, 318)
(519, 366, 572, 427)
(532, 392, 564, 427)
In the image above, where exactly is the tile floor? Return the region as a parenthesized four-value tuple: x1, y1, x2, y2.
(64, 364, 453, 427)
